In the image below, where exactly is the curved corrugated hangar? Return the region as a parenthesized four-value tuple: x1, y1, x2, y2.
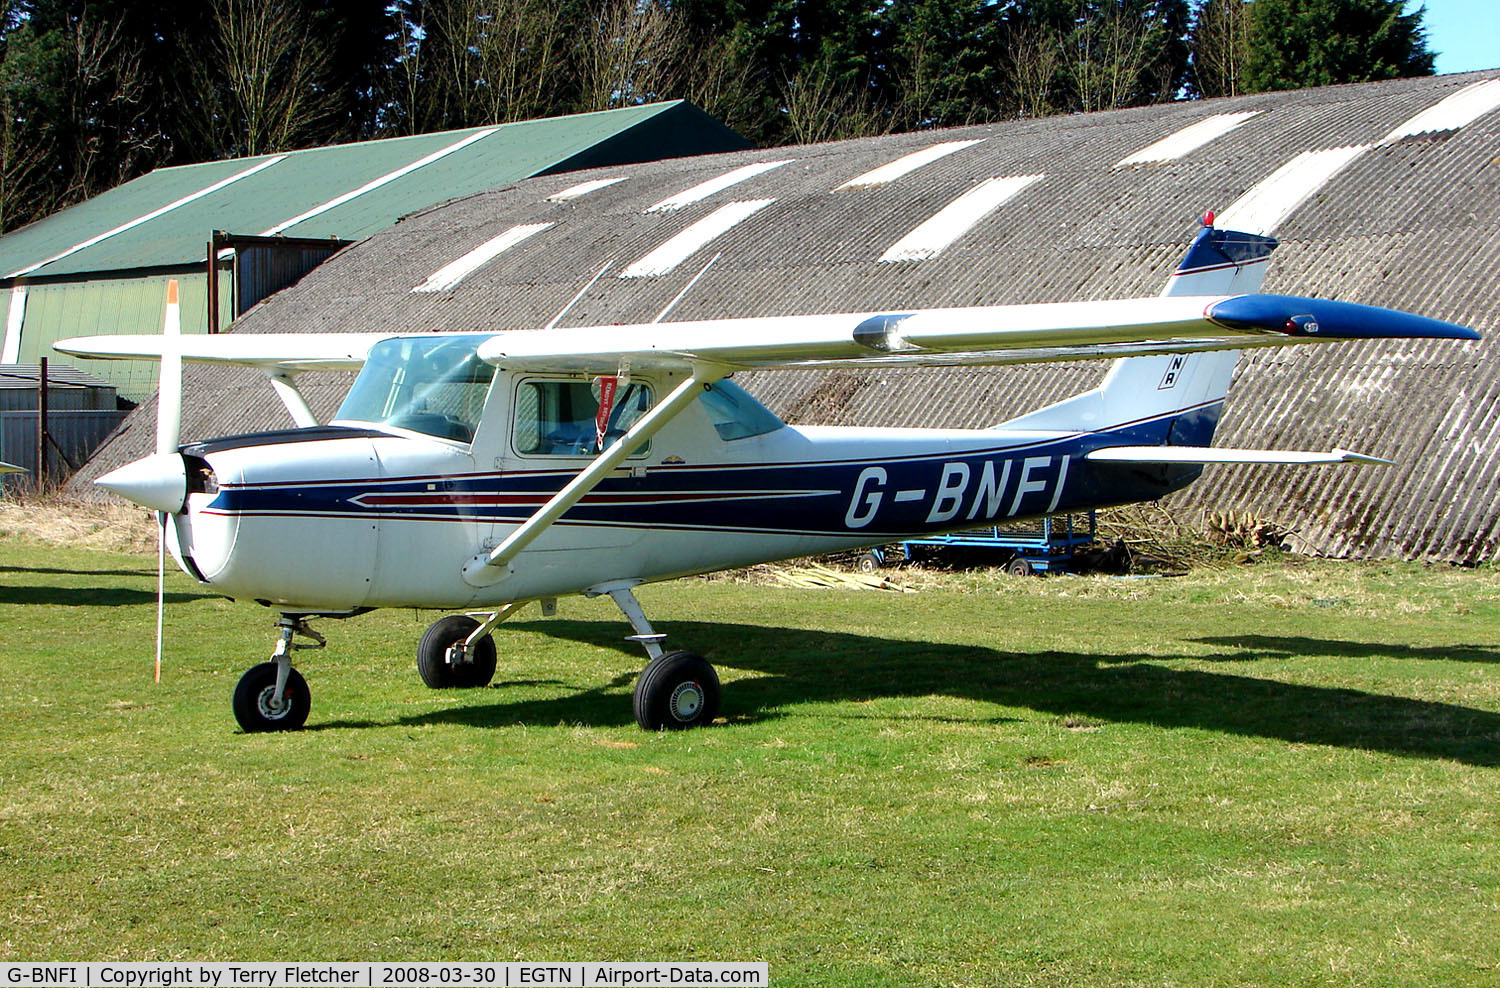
(79, 71, 1500, 563)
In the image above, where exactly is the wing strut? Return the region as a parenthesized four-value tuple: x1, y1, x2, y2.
(461, 365, 726, 588)
(266, 371, 319, 428)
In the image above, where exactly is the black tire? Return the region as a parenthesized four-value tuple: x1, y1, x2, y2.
(633, 650, 720, 731)
(417, 615, 498, 689)
(232, 662, 311, 732)
(1006, 556, 1034, 577)
(857, 551, 882, 574)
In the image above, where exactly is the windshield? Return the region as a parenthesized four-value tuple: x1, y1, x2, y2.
(335, 335, 495, 443)
(698, 379, 783, 440)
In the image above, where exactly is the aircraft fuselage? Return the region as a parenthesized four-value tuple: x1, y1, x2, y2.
(167, 370, 1207, 612)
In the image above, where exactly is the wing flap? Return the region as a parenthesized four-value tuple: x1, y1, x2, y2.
(1086, 446, 1395, 466)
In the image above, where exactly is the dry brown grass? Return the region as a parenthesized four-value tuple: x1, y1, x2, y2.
(0, 496, 157, 554)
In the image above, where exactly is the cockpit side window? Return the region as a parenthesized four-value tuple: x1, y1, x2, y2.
(698, 379, 784, 440)
(334, 336, 495, 444)
(514, 379, 655, 456)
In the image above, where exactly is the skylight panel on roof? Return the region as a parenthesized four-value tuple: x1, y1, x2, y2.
(621, 199, 775, 277)
(6, 155, 287, 279)
(262, 128, 498, 237)
(1381, 78, 1500, 143)
(1214, 145, 1371, 237)
(1114, 111, 1261, 167)
(547, 177, 629, 202)
(879, 175, 1043, 263)
(412, 222, 554, 293)
(645, 161, 793, 212)
(834, 139, 986, 191)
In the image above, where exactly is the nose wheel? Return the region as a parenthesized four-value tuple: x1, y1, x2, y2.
(232, 615, 323, 732)
(232, 662, 310, 732)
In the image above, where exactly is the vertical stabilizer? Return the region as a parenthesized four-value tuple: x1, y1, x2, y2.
(1161, 216, 1278, 298)
(999, 216, 1277, 436)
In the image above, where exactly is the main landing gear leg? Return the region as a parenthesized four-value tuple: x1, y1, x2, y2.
(416, 603, 525, 689)
(588, 580, 720, 732)
(231, 615, 321, 732)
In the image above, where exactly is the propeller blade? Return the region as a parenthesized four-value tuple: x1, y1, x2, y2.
(156, 513, 165, 683)
(154, 278, 181, 681)
(156, 280, 182, 455)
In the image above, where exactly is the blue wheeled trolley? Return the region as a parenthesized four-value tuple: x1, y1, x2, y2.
(856, 511, 1098, 576)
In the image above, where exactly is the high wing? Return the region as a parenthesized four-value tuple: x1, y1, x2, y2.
(477, 294, 1478, 373)
(55, 293, 1476, 377)
(53, 332, 396, 372)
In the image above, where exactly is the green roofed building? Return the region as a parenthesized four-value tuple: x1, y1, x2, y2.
(0, 101, 746, 401)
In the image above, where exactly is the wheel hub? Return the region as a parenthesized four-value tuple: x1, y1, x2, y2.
(668, 680, 704, 721)
(256, 685, 292, 721)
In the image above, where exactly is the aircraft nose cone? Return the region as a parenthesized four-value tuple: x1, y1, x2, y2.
(96, 452, 188, 513)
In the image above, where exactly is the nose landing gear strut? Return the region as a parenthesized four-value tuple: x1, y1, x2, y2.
(231, 615, 324, 732)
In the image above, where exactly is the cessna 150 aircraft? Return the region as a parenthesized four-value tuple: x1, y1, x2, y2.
(57, 219, 1478, 733)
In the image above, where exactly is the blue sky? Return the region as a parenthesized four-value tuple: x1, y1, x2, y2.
(1413, 0, 1500, 73)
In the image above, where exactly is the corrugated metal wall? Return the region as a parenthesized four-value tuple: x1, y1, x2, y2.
(15, 270, 232, 402)
(1, 409, 128, 484)
(235, 244, 346, 316)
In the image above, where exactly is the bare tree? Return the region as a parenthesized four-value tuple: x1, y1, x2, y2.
(0, 10, 158, 229)
(485, 0, 569, 121)
(180, 0, 336, 158)
(676, 30, 759, 130)
(389, 2, 426, 136)
(404, 0, 572, 130)
(1069, 2, 1155, 113)
(578, 0, 690, 112)
(65, 13, 154, 199)
(1190, 0, 1252, 98)
(0, 92, 51, 233)
(1007, 21, 1065, 119)
(0, 19, 56, 232)
(779, 61, 889, 145)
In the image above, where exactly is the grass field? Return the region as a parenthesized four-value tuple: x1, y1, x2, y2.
(2, 528, 1498, 986)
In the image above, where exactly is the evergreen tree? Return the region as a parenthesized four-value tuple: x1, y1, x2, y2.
(1243, 0, 1434, 92)
(880, 0, 1001, 129)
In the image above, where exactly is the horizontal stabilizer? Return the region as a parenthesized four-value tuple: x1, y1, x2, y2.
(54, 333, 394, 372)
(1085, 446, 1395, 466)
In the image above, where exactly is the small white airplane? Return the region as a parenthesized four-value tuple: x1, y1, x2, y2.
(56, 217, 1478, 733)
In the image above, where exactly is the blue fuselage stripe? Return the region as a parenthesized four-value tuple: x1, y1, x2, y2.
(206, 410, 1217, 538)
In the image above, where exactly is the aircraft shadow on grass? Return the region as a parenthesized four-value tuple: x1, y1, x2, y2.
(321, 620, 1500, 767)
(0, 582, 213, 607)
(1193, 634, 1500, 665)
(1, 564, 159, 578)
